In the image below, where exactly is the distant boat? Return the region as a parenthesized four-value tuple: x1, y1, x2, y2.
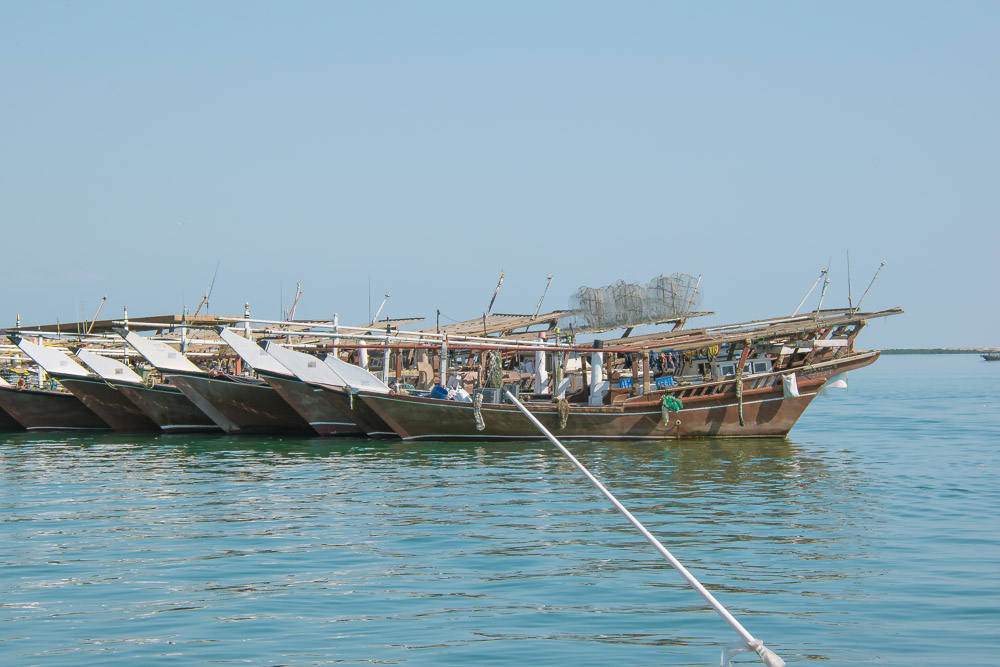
(983, 352, 1000, 361)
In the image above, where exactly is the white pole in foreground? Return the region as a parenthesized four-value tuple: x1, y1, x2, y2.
(503, 390, 786, 667)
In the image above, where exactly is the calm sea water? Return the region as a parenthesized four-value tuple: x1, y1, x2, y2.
(1, 354, 997, 666)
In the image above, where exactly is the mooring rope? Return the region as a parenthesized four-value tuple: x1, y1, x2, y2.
(557, 397, 570, 430)
(473, 391, 486, 431)
(735, 367, 745, 427)
(485, 350, 503, 389)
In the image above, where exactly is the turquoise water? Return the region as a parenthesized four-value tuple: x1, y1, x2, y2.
(1, 355, 997, 666)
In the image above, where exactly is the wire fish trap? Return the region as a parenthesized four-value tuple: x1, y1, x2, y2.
(564, 273, 702, 332)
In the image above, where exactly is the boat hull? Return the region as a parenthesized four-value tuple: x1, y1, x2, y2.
(114, 382, 221, 433)
(260, 374, 365, 436)
(361, 352, 881, 441)
(0, 404, 24, 431)
(55, 376, 161, 432)
(166, 373, 313, 434)
(312, 384, 397, 438)
(0, 385, 110, 431)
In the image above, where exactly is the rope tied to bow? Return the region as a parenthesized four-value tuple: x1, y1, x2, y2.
(557, 397, 570, 430)
(473, 391, 486, 431)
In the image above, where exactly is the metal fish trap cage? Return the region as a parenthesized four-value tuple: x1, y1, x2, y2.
(564, 273, 702, 332)
(646, 273, 702, 321)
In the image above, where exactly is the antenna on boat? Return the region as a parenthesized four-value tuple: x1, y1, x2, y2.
(122, 306, 129, 365)
(85, 295, 107, 335)
(847, 250, 853, 314)
(487, 271, 505, 315)
(370, 292, 390, 325)
(854, 261, 886, 314)
(532, 274, 554, 319)
(815, 260, 831, 316)
(286, 281, 303, 321)
(793, 268, 828, 316)
(193, 260, 221, 317)
(503, 390, 785, 667)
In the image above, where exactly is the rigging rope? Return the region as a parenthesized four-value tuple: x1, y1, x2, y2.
(557, 397, 570, 430)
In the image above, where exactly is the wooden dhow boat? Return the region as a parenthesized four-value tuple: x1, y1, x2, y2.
(259, 337, 397, 438)
(0, 356, 110, 431)
(216, 327, 367, 437)
(355, 307, 901, 441)
(70, 347, 221, 433)
(11, 336, 159, 432)
(117, 329, 313, 435)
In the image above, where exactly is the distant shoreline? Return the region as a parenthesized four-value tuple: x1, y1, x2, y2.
(880, 348, 998, 355)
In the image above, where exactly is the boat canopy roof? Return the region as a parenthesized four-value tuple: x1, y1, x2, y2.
(217, 327, 293, 377)
(75, 349, 145, 385)
(118, 329, 203, 373)
(12, 336, 92, 378)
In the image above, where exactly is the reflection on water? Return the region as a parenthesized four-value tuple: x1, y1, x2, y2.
(1, 355, 997, 666)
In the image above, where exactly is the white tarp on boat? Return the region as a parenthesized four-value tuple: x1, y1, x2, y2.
(262, 342, 390, 394)
(217, 328, 292, 377)
(782, 372, 800, 398)
(262, 342, 344, 385)
(118, 330, 203, 373)
(324, 354, 391, 394)
(76, 349, 145, 385)
(15, 338, 91, 378)
(0, 375, 11, 387)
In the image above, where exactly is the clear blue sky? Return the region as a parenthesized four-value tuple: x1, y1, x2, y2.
(2, 2, 997, 348)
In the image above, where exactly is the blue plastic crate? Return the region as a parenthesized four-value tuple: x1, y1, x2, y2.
(617, 378, 633, 389)
(655, 376, 676, 388)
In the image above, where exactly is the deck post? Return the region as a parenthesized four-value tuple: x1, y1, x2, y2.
(589, 340, 604, 406)
(440, 336, 448, 387)
(534, 332, 549, 394)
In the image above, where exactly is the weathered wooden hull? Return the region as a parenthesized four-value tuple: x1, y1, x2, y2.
(55, 376, 161, 432)
(361, 352, 881, 441)
(260, 374, 365, 436)
(0, 385, 110, 431)
(114, 382, 221, 433)
(166, 373, 313, 434)
(0, 404, 24, 431)
(311, 384, 397, 438)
